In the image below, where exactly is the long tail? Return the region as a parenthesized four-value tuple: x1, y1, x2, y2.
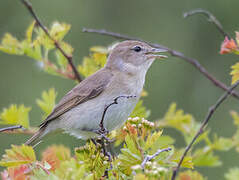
(25, 127, 46, 146)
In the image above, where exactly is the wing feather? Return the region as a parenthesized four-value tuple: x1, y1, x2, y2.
(39, 68, 113, 128)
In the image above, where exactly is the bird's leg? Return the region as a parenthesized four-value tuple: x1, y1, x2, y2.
(98, 95, 137, 177)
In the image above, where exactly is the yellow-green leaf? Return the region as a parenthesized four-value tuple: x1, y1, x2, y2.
(0, 33, 23, 55)
(230, 62, 239, 85)
(26, 21, 36, 43)
(230, 111, 239, 126)
(0, 104, 31, 128)
(144, 130, 163, 150)
(0, 145, 36, 167)
(36, 88, 57, 120)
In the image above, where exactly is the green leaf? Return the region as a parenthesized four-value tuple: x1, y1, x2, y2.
(50, 22, 71, 41)
(193, 150, 221, 167)
(212, 136, 234, 151)
(230, 62, 239, 85)
(0, 104, 31, 128)
(230, 111, 239, 127)
(78, 47, 107, 78)
(21, 40, 42, 61)
(26, 21, 36, 43)
(31, 168, 59, 180)
(158, 103, 194, 134)
(55, 42, 73, 70)
(0, 33, 23, 55)
(36, 88, 57, 120)
(225, 167, 239, 180)
(130, 100, 150, 118)
(0, 145, 36, 167)
(125, 135, 141, 156)
(144, 130, 163, 150)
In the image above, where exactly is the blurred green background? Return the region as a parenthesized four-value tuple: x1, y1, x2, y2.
(0, 0, 239, 179)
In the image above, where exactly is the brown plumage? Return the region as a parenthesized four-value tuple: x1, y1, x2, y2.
(25, 40, 167, 146)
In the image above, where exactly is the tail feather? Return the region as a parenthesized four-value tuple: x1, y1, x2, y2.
(25, 127, 46, 146)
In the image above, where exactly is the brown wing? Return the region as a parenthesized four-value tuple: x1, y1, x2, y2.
(39, 68, 113, 128)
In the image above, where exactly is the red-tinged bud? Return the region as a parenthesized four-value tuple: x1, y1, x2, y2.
(220, 36, 238, 54)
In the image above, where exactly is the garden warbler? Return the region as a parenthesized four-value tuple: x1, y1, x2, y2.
(25, 40, 167, 146)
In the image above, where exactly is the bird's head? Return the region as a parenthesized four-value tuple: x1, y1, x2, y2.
(106, 40, 167, 74)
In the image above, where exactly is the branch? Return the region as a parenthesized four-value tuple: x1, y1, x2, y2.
(82, 28, 239, 100)
(99, 95, 137, 133)
(183, 8, 230, 38)
(20, 0, 82, 83)
(141, 147, 172, 169)
(171, 80, 239, 180)
(0, 125, 23, 133)
(0, 125, 37, 134)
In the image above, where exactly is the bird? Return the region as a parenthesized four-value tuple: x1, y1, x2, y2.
(25, 40, 167, 146)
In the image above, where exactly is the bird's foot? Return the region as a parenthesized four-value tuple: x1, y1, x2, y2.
(93, 128, 114, 143)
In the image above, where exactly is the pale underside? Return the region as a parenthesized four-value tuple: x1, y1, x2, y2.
(43, 68, 145, 140)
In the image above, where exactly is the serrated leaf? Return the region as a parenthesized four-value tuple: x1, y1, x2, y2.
(36, 88, 57, 120)
(144, 130, 163, 150)
(78, 48, 107, 78)
(31, 168, 59, 180)
(125, 135, 141, 156)
(0, 33, 23, 55)
(0, 104, 31, 128)
(55, 42, 73, 70)
(50, 22, 71, 41)
(0, 145, 36, 167)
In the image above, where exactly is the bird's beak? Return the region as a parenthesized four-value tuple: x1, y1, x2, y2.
(146, 48, 168, 59)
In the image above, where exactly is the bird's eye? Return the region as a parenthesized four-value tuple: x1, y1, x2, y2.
(132, 46, 142, 52)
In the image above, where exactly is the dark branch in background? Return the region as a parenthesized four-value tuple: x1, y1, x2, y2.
(183, 8, 230, 38)
(20, 0, 82, 82)
(0, 125, 23, 133)
(141, 147, 172, 169)
(82, 28, 239, 100)
(171, 80, 239, 180)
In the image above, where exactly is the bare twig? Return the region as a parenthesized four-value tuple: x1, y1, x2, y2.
(141, 147, 172, 169)
(98, 95, 136, 178)
(183, 8, 230, 38)
(99, 95, 137, 134)
(20, 0, 82, 82)
(171, 80, 239, 180)
(0, 126, 37, 134)
(82, 28, 239, 100)
(0, 125, 23, 133)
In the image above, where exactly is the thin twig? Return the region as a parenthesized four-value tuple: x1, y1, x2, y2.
(98, 95, 136, 178)
(0, 126, 37, 134)
(20, 0, 82, 82)
(0, 125, 23, 133)
(171, 80, 239, 180)
(82, 28, 239, 100)
(183, 8, 230, 38)
(141, 147, 172, 169)
(99, 95, 137, 133)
